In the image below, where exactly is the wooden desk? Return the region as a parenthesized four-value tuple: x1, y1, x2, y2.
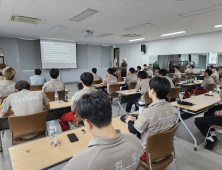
(176, 80, 203, 86)
(92, 81, 125, 89)
(9, 116, 129, 170)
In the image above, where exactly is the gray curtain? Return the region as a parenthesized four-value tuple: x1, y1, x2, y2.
(198, 55, 207, 69)
(158, 55, 169, 69)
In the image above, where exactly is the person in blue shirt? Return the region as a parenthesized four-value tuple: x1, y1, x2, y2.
(30, 68, 46, 85)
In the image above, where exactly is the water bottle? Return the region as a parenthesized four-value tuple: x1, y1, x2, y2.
(54, 91, 59, 103)
(49, 120, 57, 144)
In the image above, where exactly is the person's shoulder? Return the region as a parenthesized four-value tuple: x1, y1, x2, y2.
(122, 133, 140, 142)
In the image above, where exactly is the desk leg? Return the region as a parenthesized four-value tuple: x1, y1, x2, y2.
(0, 131, 2, 152)
(118, 95, 127, 116)
(177, 107, 197, 151)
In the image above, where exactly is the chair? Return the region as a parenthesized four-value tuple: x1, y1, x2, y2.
(77, 82, 83, 91)
(204, 125, 222, 147)
(30, 85, 43, 91)
(45, 90, 65, 102)
(174, 78, 181, 84)
(185, 73, 193, 79)
(92, 80, 102, 84)
(0, 96, 7, 102)
(167, 87, 181, 103)
(144, 92, 152, 107)
(206, 84, 216, 93)
(136, 124, 179, 170)
(129, 82, 137, 89)
(147, 76, 152, 79)
(8, 110, 48, 145)
(70, 107, 84, 128)
(107, 84, 121, 103)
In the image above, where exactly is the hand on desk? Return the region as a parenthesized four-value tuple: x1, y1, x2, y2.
(214, 111, 222, 117)
(125, 115, 137, 123)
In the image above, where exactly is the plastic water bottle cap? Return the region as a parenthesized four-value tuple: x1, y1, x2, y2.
(51, 120, 55, 124)
(55, 91, 57, 93)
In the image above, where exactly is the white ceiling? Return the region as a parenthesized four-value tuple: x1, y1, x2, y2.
(1, 0, 222, 45)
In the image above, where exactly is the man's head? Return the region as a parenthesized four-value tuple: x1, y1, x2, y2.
(158, 69, 167, 77)
(155, 67, 160, 73)
(92, 68, 97, 74)
(123, 58, 126, 63)
(204, 69, 212, 77)
(138, 71, 147, 80)
(137, 66, 141, 72)
(49, 68, 59, 79)
(113, 68, 116, 74)
(2, 67, 16, 80)
(155, 60, 158, 63)
(77, 91, 112, 134)
(35, 68, 42, 75)
(148, 65, 152, 70)
(174, 66, 180, 71)
(143, 64, 147, 69)
(209, 65, 213, 70)
(107, 68, 113, 75)
(80, 72, 93, 87)
(186, 65, 190, 69)
(129, 67, 135, 74)
(149, 77, 171, 100)
(15, 80, 30, 92)
(212, 66, 218, 73)
(190, 65, 194, 69)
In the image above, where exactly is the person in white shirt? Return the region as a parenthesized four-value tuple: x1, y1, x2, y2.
(30, 68, 46, 85)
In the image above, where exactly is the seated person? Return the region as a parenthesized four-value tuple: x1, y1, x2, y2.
(62, 91, 143, 170)
(0, 80, 50, 138)
(184, 65, 191, 74)
(190, 65, 194, 74)
(100, 68, 118, 95)
(91, 68, 102, 81)
(184, 69, 214, 98)
(112, 68, 118, 79)
(143, 64, 148, 71)
(211, 66, 219, 82)
(126, 71, 149, 113)
(154, 67, 160, 77)
(146, 65, 153, 77)
(0, 67, 16, 96)
(121, 77, 175, 161)
(0, 69, 4, 82)
(122, 68, 137, 90)
(172, 66, 181, 82)
(195, 79, 222, 150)
(58, 72, 98, 131)
(135, 66, 141, 77)
(218, 67, 222, 76)
(159, 69, 175, 88)
(30, 68, 46, 85)
(42, 68, 65, 92)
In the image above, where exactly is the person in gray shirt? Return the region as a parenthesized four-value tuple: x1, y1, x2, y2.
(30, 68, 46, 85)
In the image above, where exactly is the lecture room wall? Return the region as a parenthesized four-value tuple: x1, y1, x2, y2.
(114, 30, 222, 72)
(0, 37, 111, 83)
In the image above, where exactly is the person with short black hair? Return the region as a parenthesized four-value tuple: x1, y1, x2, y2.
(218, 67, 222, 76)
(190, 65, 194, 73)
(91, 68, 102, 81)
(159, 69, 175, 88)
(172, 66, 181, 82)
(42, 68, 65, 92)
(125, 71, 149, 112)
(100, 68, 118, 95)
(63, 91, 143, 170)
(0, 67, 16, 96)
(112, 68, 118, 79)
(154, 67, 160, 77)
(184, 65, 191, 74)
(58, 72, 98, 131)
(1, 80, 50, 138)
(146, 65, 153, 77)
(121, 77, 175, 161)
(143, 64, 148, 71)
(122, 68, 137, 90)
(30, 68, 46, 85)
(211, 66, 219, 82)
(135, 66, 141, 77)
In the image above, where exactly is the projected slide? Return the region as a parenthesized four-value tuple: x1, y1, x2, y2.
(40, 40, 77, 69)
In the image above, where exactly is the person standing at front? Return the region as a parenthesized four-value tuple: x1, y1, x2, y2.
(121, 58, 128, 77)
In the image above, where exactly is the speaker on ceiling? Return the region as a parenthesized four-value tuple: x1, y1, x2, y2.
(141, 44, 146, 53)
(189, 54, 191, 61)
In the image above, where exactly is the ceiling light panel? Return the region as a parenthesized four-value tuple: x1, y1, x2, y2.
(48, 25, 66, 32)
(128, 38, 145, 42)
(214, 24, 222, 28)
(69, 8, 98, 22)
(95, 33, 113, 38)
(124, 23, 153, 31)
(160, 31, 186, 36)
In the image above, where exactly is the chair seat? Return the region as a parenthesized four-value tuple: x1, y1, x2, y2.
(13, 132, 46, 145)
(210, 125, 222, 130)
(70, 121, 85, 127)
(140, 154, 173, 170)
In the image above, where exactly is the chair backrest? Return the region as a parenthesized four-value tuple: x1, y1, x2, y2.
(174, 78, 181, 84)
(146, 123, 179, 163)
(74, 107, 83, 124)
(144, 92, 152, 107)
(186, 73, 193, 78)
(30, 85, 43, 91)
(8, 110, 48, 139)
(129, 82, 137, 89)
(0, 96, 7, 102)
(92, 80, 102, 84)
(108, 84, 120, 94)
(45, 91, 65, 101)
(167, 87, 181, 100)
(206, 83, 216, 92)
(147, 76, 152, 79)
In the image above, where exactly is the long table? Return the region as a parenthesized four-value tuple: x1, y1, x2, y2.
(8, 116, 130, 170)
(0, 100, 71, 152)
(170, 93, 221, 151)
(92, 81, 126, 89)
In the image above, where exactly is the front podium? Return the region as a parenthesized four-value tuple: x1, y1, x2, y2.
(115, 67, 122, 82)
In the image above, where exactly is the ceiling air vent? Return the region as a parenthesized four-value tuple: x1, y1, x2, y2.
(122, 34, 141, 38)
(10, 14, 45, 25)
(95, 33, 113, 38)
